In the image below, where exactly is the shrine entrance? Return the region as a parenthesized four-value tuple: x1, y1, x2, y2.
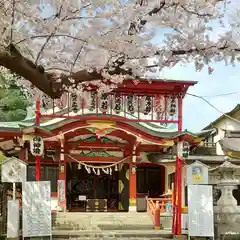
(66, 163, 119, 212)
(137, 165, 165, 197)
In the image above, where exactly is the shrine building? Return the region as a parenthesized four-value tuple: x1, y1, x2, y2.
(0, 79, 214, 213)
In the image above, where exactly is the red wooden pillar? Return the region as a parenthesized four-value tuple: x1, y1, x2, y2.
(19, 147, 25, 161)
(172, 159, 178, 234)
(57, 138, 67, 211)
(129, 161, 137, 211)
(176, 156, 182, 235)
(176, 96, 183, 235)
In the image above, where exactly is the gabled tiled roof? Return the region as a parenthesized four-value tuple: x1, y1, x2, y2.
(0, 105, 215, 140)
(202, 104, 240, 130)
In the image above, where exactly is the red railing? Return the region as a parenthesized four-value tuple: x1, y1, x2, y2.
(147, 198, 172, 230)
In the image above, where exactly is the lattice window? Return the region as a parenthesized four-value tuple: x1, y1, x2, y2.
(27, 165, 58, 192)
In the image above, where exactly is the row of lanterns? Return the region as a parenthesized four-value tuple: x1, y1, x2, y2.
(55, 92, 178, 116)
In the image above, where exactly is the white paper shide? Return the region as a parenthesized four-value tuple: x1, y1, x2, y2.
(22, 181, 52, 237)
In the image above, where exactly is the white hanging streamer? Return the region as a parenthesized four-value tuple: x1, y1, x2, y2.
(92, 168, 97, 175)
(102, 168, 108, 174)
(68, 154, 129, 175)
(85, 166, 91, 174)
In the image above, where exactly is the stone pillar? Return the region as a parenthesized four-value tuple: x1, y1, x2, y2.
(57, 138, 67, 211)
(129, 162, 137, 212)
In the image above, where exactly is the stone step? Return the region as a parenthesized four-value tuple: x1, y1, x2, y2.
(53, 224, 154, 231)
(52, 230, 173, 239)
(53, 213, 152, 219)
(52, 212, 154, 231)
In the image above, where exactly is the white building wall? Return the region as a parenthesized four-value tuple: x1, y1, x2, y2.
(206, 118, 240, 155)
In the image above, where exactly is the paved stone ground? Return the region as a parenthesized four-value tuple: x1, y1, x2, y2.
(52, 229, 173, 240)
(53, 237, 172, 240)
(53, 236, 173, 239)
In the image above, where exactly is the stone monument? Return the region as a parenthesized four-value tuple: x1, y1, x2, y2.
(210, 157, 240, 239)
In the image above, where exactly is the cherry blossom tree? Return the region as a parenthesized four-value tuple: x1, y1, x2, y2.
(0, 67, 30, 121)
(0, 0, 239, 100)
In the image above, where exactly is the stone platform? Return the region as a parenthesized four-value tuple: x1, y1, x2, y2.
(52, 212, 173, 239)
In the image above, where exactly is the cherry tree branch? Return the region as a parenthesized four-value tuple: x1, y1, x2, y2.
(0, 0, 235, 99)
(1, 39, 239, 99)
(128, 1, 214, 35)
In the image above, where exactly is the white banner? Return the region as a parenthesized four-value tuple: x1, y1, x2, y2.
(57, 180, 66, 207)
(7, 200, 19, 238)
(22, 181, 52, 237)
(188, 185, 214, 237)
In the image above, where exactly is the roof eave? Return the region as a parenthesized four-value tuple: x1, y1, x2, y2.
(202, 104, 240, 130)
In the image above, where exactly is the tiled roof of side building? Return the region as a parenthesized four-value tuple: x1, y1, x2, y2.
(202, 104, 240, 130)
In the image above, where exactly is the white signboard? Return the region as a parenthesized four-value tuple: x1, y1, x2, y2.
(188, 185, 214, 237)
(22, 181, 52, 237)
(1, 158, 27, 183)
(187, 161, 209, 185)
(78, 195, 87, 201)
(7, 200, 19, 238)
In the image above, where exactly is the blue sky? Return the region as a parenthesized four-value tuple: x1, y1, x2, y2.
(158, 63, 240, 131)
(149, 0, 240, 132)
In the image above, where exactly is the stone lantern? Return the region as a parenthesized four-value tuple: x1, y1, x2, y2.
(210, 157, 240, 238)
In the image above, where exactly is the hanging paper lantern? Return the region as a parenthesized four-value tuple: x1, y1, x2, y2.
(30, 136, 44, 156)
(89, 91, 97, 111)
(154, 95, 165, 113)
(99, 94, 110, 112)
(81, 91, 89, 109)
(127, 95, 136, 114)
(113, 94, 122, 114)
(168, 96, 177, 116)
(141, 96, 152, 115)
(70, 93, 81, 113)
(55, 93, 68, 109)
(41, 94, 52, 109)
